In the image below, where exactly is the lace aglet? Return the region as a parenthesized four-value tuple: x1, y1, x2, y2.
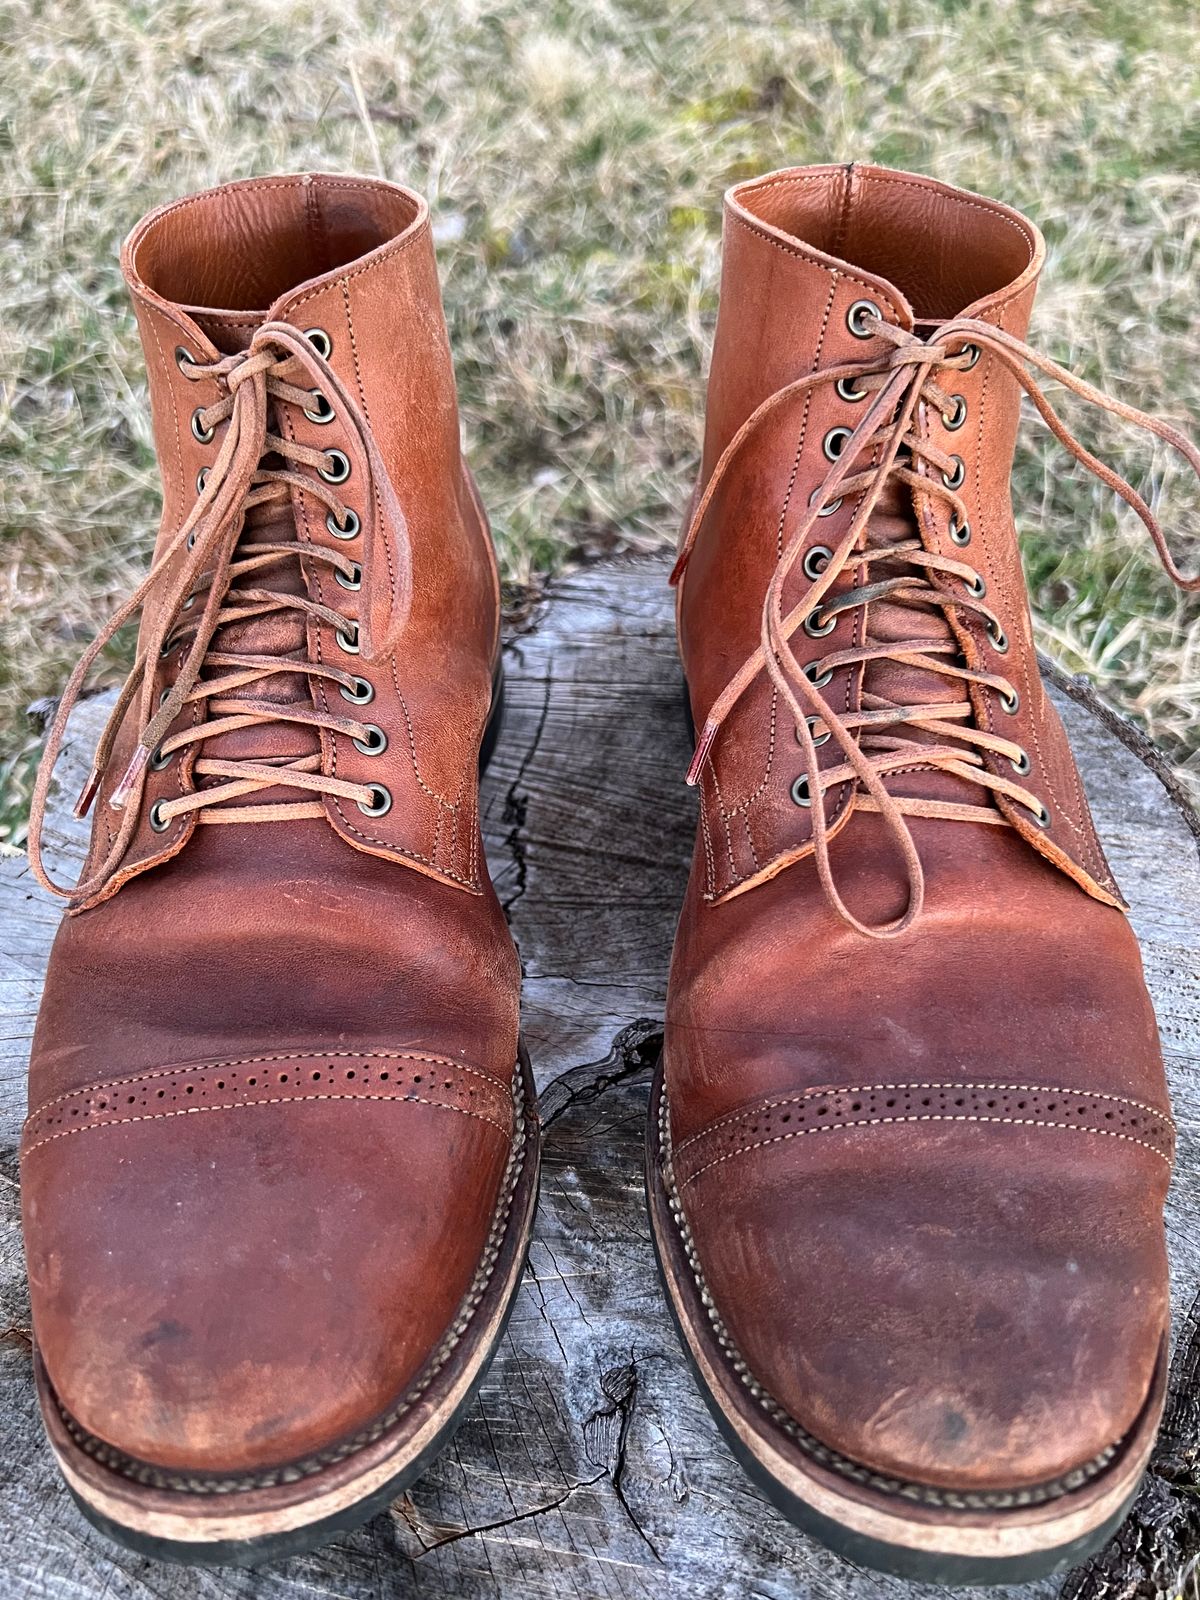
(686, 719, 718, 786)
(109, 745, 150, 811)
(74, 767, 102, 819)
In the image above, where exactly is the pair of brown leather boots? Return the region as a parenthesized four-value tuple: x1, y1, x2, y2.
(23, 166, 1195, 1582)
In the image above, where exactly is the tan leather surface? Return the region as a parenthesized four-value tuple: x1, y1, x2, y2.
(23, 176, 521, 1478)
(667, 164, 1173, 1494)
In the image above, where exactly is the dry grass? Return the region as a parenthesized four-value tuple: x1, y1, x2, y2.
(2, 0, 1198, 844)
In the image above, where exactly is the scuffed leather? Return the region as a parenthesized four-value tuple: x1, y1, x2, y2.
(666, 164, 1173, 1492)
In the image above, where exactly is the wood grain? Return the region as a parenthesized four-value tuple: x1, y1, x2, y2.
(1, 557, 1196, 1599)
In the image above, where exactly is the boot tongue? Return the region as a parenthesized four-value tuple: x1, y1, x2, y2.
(188, 306, 320, 800)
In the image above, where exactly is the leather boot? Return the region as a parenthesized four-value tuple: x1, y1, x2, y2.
(23, 174, 538, 1564)
(649, 164, 1197, 1583)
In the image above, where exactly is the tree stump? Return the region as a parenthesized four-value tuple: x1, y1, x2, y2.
(1, 556, 1197, 1600)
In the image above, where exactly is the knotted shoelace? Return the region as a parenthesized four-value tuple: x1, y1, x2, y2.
(672, 312, 1200, 940)
(29, 322, 412, 903)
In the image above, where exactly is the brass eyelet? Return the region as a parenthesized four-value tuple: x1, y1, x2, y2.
(948, 515, 971, 547)
(835, 376, 867, 403)
(797, 715, 831, 748)
(175, 346, 199, 377)
(804, 607, 838, 639)
(304, 327, 332, 360)
(999, 684, 1020, 714)
(319, 449, 351, 485)
(965, 572, 986, 599)
(148, 799, 170, 832)
(190, 408, 215, 444)
(802, 545, 833, 581)
(805, 660, 833, 689)
(357, 783, 392, 818)
(351, 722, 387, 756)
(790, 774, 813, 808)
(846, 299, 882, 339)
(196, 467, 209, 495)
(988, 620, 1009, 653)
(304, 389, 335, 425)
(335, 561, 362, 591)
(326, 508, 360, 541)
(942, 454, 966, 490)
(823, 426, 853, 462)
(340, 675, 374, 706)
(1010, 748, 1031, 776)
(942, 394, 967, 431)
(335, 622, 360, 654)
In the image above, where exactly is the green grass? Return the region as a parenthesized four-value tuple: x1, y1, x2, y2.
(2, 0, 1199, 844)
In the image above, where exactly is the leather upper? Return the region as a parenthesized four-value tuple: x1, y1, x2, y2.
(666, 164, 1173, 1494)
(23, 175, 521, 1477)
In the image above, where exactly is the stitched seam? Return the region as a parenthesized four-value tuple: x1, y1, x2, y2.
(23, 1091, 511, 1158)
(680, 1116, 1172, 1189)
(672, 1079, 1173, 1155)
(725, 209, 904, 321)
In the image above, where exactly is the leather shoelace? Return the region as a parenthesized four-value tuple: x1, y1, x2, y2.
(29, 322, 412, 902)
(672, 312, 1200, 940)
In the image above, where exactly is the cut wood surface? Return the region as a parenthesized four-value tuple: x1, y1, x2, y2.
(1, 555, 1197, 1599)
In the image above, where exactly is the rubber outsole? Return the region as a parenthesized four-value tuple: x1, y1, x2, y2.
(645, 1059, 1156, 1586)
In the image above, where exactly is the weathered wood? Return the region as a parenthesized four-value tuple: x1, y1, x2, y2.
(1, 556, 1197, 1599)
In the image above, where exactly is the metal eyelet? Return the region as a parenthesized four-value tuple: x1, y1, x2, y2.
(846, 299, 882, 338)
(1029, 801, 1051, 827)
(303, 389, 335, 424)
(340, 675, 374, 706)
(942, 394, 967, 431)
(797, 716, 831, 748)
(159, 687, 172, 708)
(196, 467, 209, 495)
(988, 621, 1009, 653)
(148, 800, 170, 832)
(835, 376, 867, 403)
(804, 607, 838, 638)
(335, 561, 362, 591)
(823, 426, 853, 462)
(319, 449, 351, 485)
(810, 487, 844, 518)
(326, 508, 360, 541)
(942, 455, 966, 490)
(1010, 748, 1031, 776)
(790, 774, 813, 807)
(304, 327, 332, 360)
(959, 342, 982, 369)
(999, 684, 1020, 714)
(335, 622, 360, 654)
(351, 722, 387, 756)
(190, 408, 215, 444)
(805, 660, 833, 689)
(965, 572, 986, 599)
(948, 515, 971, 547)
(175, 345, 199, 376)
(180, 591, 196, 610)
(186, 530, 197, 550)
(159, 634, 178, 659)
(802, 545, 833, 581)
(149, 745, 173, 771)
(357, 783, 392, 818)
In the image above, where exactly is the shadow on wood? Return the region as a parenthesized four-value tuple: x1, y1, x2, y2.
(1, 557, 1197, 1599)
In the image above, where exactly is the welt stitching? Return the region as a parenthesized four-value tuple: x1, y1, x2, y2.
(680, 1115, 1172, 1189)
(673, 1080, 1172, 1156)
(22, 1090, 511, 1158)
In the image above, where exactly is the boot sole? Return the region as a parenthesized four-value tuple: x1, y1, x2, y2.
(33, 660, 533, 1567)
(646, 1059, 1166, 1586)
